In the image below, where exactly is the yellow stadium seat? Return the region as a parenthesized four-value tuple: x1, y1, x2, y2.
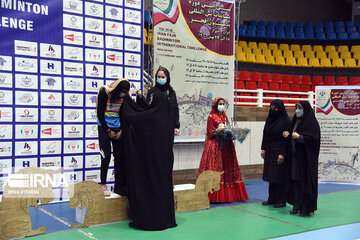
(253, 48, 262, 55)
(283, 50, 294, 58)
(243, 47, 252, 55)
(317, 51, 327, 59)
(350, 45, 360, 53)
(269, 43, 278, 51)
(320, 58, 331, 67)
(263, 49, 273, 58)
(237, 52, 246, 62)
(340, 52, 352, 59)
(238, 41, 247, 48)
(279, 44, 290, 51)
(305, 51, 315, 59)
(332, 58, 344, 67)
(344, 58, 357, 67)
(246, 53, 256, 62)
(291, 44, 301, 52)
(265, 55, 275, 65)
(302, 45, 312, 52)
(297, 58, 308, 67)
(144, 28, 149, 45)
(275, 56, 286, 65)
(328, 51, 339, 59)
(294, 50, 305, 58)
(285, 57, 297, 66)
(309, 58, 320, 67)
(255, 54, 266, 64)
(258, 42, 268, 50)
(338, 45, 349, 53)
(353, 51, 360, 60)
(325, 45, 336, 53)
(273, 49, 283, 58)
(313, 45, 323, 52)
(248, 42, 258, 50)
(148, 29, 153, 44)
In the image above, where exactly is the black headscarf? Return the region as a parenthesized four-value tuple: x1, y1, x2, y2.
(154, 66, 174, 92)
(292, 101, 320, 147)
(263, 99, 292, 142)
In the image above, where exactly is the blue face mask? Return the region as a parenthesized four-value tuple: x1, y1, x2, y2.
(157, 78, 167, 85)
(119, 92, 125, 97)
(295, 109, 304, 118)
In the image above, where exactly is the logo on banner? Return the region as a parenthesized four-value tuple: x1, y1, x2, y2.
(66, 126, 81, 137)
(153, 0, 179, 26)
(0, 73, 12, 87)
(17, 60, 35, 70)
(88, 35, 101, 46)
(109, 8, 119, 16)
(42, 128, 61, 136)
(126, 68, 139, 79)
(126, 10, 140, 22)
(64, 31, 83, 45)
(88, 4, 101, 16)
(67, 142, 80, 151)
(65, 47, 82, 60)
(45, 77, 57, 88)
(86, 19, 102, 31)
(64, 63, 83, 76)
(106, 54, 121, 62)
(64, 0, 83, 13)
(87, 50, 102, 61)
(20, 126, 35, 137)
(15, 41, 37, 56)
(44, 109, 58, 122)
(68, 95, 81, 105)
(20, 76, 34, 88)
(18, 93, 34, 104)
(22, 143, 33, 155)
(125, 0, 141, 8)
(126, 40, 140, 51)
(18, 109, 35, 121)
(0, 109, 11, 121)
(126, 25, 138, 36)
(66, 79, 81, 89)
(0, 57, 8, 70)
(86, 142, 98, 150)
(66, 111, 81, 121)
(126, 54, 139, 66)
(43, 45, 60, 58)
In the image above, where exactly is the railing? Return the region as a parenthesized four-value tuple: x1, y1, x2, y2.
(234, 89, 315, 107)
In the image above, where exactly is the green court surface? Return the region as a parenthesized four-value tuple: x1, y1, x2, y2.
(28, 190, 360, 240)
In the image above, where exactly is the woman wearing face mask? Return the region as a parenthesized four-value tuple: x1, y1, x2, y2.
(137, 66, 180, 146)
(196, 98, 248, 203)
(96, 78, 130, 196)
(285, 101, 320, 217)
(261, 99, 292, 208)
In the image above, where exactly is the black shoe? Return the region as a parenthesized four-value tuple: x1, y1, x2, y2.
(273, 203, 286, 208)
(129, 222, 143, 230)
(261, 201, 274, 205)
(290, 208, 300, 214)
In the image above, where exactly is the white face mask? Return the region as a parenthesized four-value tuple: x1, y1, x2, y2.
(217, 105, 225, 112)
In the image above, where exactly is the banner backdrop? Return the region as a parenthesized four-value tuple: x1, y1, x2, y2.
(0, 0, 144, 199)
(315, 86, 360, 182)
(153, 0, 235, 141)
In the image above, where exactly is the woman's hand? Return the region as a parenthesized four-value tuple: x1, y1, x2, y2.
(115, 130, 122, 140)
(283, 131, 290, 138)
(108, 130, 117, 139)
(136, 90, 142, 98)
(277, 155, 285, 165)
(174, 128, 180, 136)
(292, 132, 300, 139)
(261, 150, 265, 159)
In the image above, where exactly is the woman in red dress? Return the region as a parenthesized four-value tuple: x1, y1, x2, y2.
(197, 98, 248, 203)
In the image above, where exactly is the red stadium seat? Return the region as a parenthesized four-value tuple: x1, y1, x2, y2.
(240, 71, 251, 81)
(234, 80, 245, 89)
(234, 70, 240, 81)
(291, 83, 301, 92)
(292, 75, 302, 84)
(251, 72, 262, 82)
(282, 74, 292, 84)
(272, 73, 282, 83)
(258, 82, 269, 90)
(280, 83, 291, 91)
(302, 84, 312, 92)
(313, 76, 324, 85)
(349, 77, 360, 85)
(261, 72, 273, 82)
(246, 81, 258, 90)
(324, 76, 336, 85)
(269, 82, 280, 91)
(336, 76, 348, 85)
(301, 75, 312, 85)
(278, 94, 289, 104)
(265, 94, 277, 103)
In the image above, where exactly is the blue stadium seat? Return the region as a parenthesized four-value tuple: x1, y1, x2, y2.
(305, 22, 313, 28)
(315, 27, 324, 33)
(345, 21, 354, 27)
(324, 22, 334, 28)
(338, 32, 349, 40)
(305, 27, 314, 34)
(336, 26, 345, 33)
(238, 28, 246, 36)
(356, 21, 360, 28)
(305, 32, 315, 39)
(347, 26, 357, 33)
(249, 20, 257, 26)
(316, 32, 326, 40)
(286, 32, 295, 39)
(285, 26, 294, 33)
(267, 21, 275, 27)
(144, 11, 150, 23)
(350, 32, 360, 40)
(266, 25, 275, 32)
(295, 22, 304, 28)
(335, 21, 344, 28)
(258, 21, 266, 27)
(247, 29, 256, 37)
(295, 32, 305, 39)
(266, 30, 276, 38)
(285, 22, 294, 28)
(258, 26, 266, 32)
(295, 27, 304, 33)
(327, 32, 337, 40)
(276, 31, 286, 39)
(315, 22, 323, 28)
(276, 21, 285, 28)
(276, 26, 285, 33)
(257, 30, 266, 38)
(248, 25, 257, 30)
(325, 27, 335, 33)
(239, 24, 247, 30)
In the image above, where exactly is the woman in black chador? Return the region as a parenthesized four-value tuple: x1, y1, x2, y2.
(261, 99, 291, 208)
(286, 101, 320, 217)
(119, 67, 178, 230)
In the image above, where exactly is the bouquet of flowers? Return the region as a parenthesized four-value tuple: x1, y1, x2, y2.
(215, 123, 251, 148)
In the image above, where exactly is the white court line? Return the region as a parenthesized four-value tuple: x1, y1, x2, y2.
(318, 181, 360, 186)
(39, 208, 72, 227)
(77, 230, 99, 240)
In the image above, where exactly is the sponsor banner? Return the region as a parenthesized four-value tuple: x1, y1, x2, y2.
(124, 23, 141, 38)
(40, 157, 62, 169)
(85, 170, 100, 182)
(125, 9, 142, 24)
(85, 94, 98, 107)
(0, 107, 12, 122)
(85, 48, 104, 63)
(63, 61, 84, 76)
(40, 76, 62, 90)
(14, 40, 37, 56)
(63, 109, 84, 122)
(40, 92, 62, 106)
(105, 5, 123, 21)
(14, 158, 38, 172)
(63, 0, 83, 14)
(64, 77, 84, 91)
(15, 91, 38, 106)
(15, 141, 38, 156)
(154, 0, 235, 141)
(63, 140, 83, 154)
(40, 43, 62, 59)
(0, 159, 12, 174)
(0, 142, 12, 157)
(85, 2, 104, 18)
(85, 154, 101, 168)
(63, 14, 84, 30)
(85, 140, 100, 153)
(85, 33, 104, 48)
(0, 89, 13, 105)
(63, 124, 84, 138)
(40, 59, 62, 75)
(15, 57, 38, 73)
(15, 108, 38, 122)
(15, 125, 38, 139)
(86, 63, 104, 78)
(40, 140, 62, 155)
(63, 46, 84, 61)
(41, 108, 62, 122)
(106, 65, 123, 79)
(63, 155, 84, 169)
(40, 125, 62, 139)
(85, 109, 97, 122)
(85, 78, 104, 92)
(0, 125, 12, 139)
(15, 74, 38, 89)
(85, 17, 104, 33)
(64, 93, 84, 107)
(316, 86, 360, 182)
(0, 72, 13, 88)
(124, 38, 141, 52)
(105, 20, 123, 35)
(63, 30, 84, 45)
(85, 124, 99, 138)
